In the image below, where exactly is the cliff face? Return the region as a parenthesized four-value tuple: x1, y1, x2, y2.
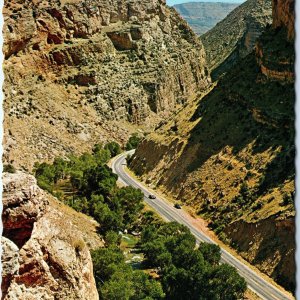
(201, 0, 272, 79)
(130, 0, 295, 291)
(1, 172, 103, 299)
(173, 2, 239, 35)
(3, 0, 210, 170)
(272, 0, 294, 39)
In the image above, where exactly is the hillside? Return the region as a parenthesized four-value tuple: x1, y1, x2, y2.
(130, 0, 295, 292)
(201, 0, 272, 79)
(3, 0, 210, 171)
(174, 2, 239, 35)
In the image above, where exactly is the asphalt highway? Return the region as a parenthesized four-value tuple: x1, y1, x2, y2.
(112, 151, 294, 300)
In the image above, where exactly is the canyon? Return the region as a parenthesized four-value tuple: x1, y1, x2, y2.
(173, 2, 239, 35)
(130, 0, 295, 292)
(2, 0, 295, 297)
(201, 0, 273, 79)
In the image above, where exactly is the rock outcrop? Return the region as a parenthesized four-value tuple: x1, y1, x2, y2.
(201, 0, 272, 79)
(3, 0, 210, 170)
(1, 171, 102, 300)
(130, 0, 295, 292)
(225, 216, 295, 290)
(1, 238, 20, 298)
(2, 171, 49, 248)
(255, 0, 295, 81)
(272, 0, 294, 39)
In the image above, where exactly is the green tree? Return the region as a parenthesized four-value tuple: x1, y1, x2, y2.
(113, 186, 144, 226)
(53, 157, 68, 182)
(92, 143, 111, 164)
(92, 247, 134, 300)
(35, 162, 56, 183)
(81, 165, 118, 198)
(204, 264, 247, 300)
(131, 271, 165, 300)
(69, 196, 89, 214)
(141, 222, 246, 300)
(198, 243, 221, 266)
(93, 201, 124, 232)
(162, 247, 207, 299)
(70, 170, 83, 190)
(105, 231, 122, 247)
(92, 247, 127, 283)
(104, 142, 122, 157)
(101, 271, 134, 300)
(126, 133, 142, 150)
(92, 143, 103, 154)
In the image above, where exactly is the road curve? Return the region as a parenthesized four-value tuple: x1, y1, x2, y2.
(112, 151, 294, 300)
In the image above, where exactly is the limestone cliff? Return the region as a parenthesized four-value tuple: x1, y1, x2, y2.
(3, 0, 210, 170)
(130, 0, 295, 292)
(201, 0, 272, 79)
(1, 171, 103, 299)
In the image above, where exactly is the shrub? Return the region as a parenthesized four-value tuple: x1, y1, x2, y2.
(72, 239, 85, 253)
(282, 192, 294, 206)
(104, 142, 122, 157)
(252, 200, 263, 211)
(126, 133, 142, 150)
(3, 164, 16, 173)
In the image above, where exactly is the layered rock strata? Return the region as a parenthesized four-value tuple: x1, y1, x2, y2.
(3, 0, 210, 170)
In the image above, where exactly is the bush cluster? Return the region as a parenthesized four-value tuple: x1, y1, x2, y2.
(34, 141, 144, 233)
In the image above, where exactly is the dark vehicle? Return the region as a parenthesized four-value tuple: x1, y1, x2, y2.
(149, 194, 156, 199)
(174, 203, 181, 209)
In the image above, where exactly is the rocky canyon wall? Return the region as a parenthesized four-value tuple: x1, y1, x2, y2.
(272, 0, 294, 39)
(3, 0, 210, 170)
(201, 0, 272, 79)
(130, 0, 295, 291)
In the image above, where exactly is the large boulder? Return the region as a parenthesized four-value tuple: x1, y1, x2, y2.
(2, 172, 99, 300)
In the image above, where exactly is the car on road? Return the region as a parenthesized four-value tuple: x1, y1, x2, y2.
(148, 194, 156, 199)
(174, 203, 181, 209)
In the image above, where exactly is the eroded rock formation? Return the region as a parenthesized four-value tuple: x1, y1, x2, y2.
(3, 0, 210, 170)
(255, 0, 295, 81)
(272, 0, 294, 39)
(1, 171, 102, 300)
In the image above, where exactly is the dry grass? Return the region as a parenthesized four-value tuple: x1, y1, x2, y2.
(49, 197, 103, 250)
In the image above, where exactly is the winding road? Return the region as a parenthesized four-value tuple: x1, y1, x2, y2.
(112, 151, 294, 300)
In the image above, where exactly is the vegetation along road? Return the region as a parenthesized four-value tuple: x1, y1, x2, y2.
(112, 151, 294, 300)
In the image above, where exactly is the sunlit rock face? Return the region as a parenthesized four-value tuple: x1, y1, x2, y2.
(2, 171, 99, 300)
(3, 0, 210, 170)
